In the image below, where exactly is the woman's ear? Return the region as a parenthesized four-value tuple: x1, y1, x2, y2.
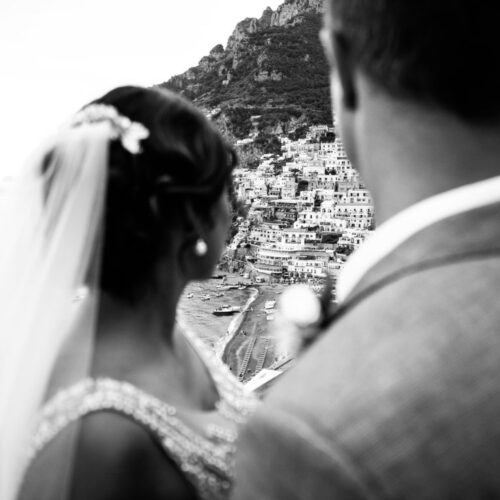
(177, 227, 214, 281)
(177, 235, 191, 279)
(178, 232, 203, 280)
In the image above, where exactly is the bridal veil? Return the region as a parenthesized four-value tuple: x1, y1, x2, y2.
(0, 121, 112, 499)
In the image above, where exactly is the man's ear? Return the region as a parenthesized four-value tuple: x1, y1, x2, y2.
(332, 31, 358, 110)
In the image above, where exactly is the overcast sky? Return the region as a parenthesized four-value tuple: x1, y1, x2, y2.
(0, 0, 283, 174)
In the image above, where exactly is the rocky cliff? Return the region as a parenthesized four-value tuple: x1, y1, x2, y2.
(157, 0, 331, 158)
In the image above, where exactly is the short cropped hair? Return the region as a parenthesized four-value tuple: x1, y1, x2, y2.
(327, 0, 500, 122)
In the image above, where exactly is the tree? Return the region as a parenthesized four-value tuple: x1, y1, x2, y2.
(336, 245, 354, 257)
(297, 179, 309, 193)
(321, 233, 342, 244)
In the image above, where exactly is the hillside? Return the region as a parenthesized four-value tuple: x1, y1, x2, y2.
(157, 0, 332, 159)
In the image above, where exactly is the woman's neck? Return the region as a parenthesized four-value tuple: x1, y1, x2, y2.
(91, 284, 184, 379)
(99, 291, 177, 340)
(92, 286, 220, 409)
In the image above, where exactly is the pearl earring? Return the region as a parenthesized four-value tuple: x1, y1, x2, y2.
(194, 238, 208, 257)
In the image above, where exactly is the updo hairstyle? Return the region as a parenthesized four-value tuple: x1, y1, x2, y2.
(92, 86, 237, 303)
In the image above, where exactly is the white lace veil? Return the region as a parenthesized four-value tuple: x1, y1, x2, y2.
(0, 121, 113, 500)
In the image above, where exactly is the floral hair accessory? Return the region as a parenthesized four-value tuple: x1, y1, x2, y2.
(71, 104, 149, 154)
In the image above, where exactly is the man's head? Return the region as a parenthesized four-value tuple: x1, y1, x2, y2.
(322, 0, 500, 123)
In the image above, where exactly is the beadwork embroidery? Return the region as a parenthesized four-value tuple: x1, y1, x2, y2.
(29, 328, 258, 500)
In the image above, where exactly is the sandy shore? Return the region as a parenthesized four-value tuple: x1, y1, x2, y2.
(222, 283, 286, 378)
(214, 286, 259, 358)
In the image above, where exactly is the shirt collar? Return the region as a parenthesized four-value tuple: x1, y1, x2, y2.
(337, 175, 500, 303)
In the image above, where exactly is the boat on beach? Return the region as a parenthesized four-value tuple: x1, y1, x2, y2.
(200, 294, 211, 301)
(264, 300, 276, 310)
(212, 305, 241, 316)
(187, 293, 194, 299)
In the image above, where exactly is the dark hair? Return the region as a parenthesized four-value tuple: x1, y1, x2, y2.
(91, 86, 237, 303)
(328, 0, 500, 122)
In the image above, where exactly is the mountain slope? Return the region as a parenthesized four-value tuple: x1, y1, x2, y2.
(158, 0, 331, 155)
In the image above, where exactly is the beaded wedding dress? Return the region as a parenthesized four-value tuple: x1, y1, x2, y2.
(28, 327, 257, 500)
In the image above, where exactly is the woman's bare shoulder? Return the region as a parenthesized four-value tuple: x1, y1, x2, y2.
(20, 411, 197, 500)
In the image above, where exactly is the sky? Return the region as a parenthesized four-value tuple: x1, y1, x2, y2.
(0, 0, 284, 175)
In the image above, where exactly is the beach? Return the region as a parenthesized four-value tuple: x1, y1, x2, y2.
(213, 286, 259, 358)
(222, 282, 286, 381)
(177, 272, 286, 380)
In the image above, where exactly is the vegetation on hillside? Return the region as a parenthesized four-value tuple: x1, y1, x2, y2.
(158, 10, 332, 159)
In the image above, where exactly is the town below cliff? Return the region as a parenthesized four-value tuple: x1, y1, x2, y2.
(158, 0, 375, 389)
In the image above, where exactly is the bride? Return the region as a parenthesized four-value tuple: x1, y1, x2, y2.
(0, 86, 257, 500)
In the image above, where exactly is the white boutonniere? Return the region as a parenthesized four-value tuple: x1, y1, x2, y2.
(273, 276, 336, 358)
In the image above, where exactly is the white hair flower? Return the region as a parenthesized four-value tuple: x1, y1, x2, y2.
(70, 104, 149, 154)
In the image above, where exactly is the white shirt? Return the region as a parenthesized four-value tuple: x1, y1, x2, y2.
(337, 175, 500, 303)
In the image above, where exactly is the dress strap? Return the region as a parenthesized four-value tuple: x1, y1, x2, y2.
(30, 378, 234, 500)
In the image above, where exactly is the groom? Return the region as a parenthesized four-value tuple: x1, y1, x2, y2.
(233, 1, 500, 498)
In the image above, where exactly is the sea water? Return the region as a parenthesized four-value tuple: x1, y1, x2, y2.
(177, 280, 253, 351)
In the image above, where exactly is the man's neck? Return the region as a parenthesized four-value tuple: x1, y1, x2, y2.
(357, 82, 500, 224)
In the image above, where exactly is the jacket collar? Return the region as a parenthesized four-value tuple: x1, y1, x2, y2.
(338, 175, 500, 303)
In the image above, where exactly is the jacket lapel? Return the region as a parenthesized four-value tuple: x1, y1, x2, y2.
(345, 201, 500, 306)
